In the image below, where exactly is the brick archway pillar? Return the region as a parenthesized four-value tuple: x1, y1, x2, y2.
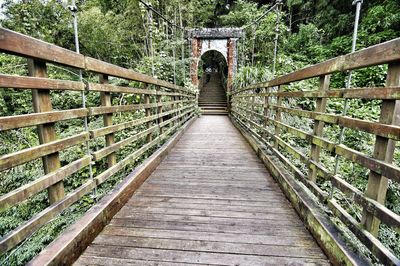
(227, 38, 238, 110)
(190, 37, 202, 86)
(188, 28, 242, 111)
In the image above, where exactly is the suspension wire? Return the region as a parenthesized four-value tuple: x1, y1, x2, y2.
(139, 0, 185, 31)
(140, 1, 187, 85)
(332, 0, 363, 177)
(69, 0, 97, 200)
(241, 3, 277, 30)
(239, 0, 281, 73)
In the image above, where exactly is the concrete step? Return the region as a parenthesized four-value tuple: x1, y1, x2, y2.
(199, 104, 227, 107)
(201, 109, 229, 115)
(201, 106, 227, 110)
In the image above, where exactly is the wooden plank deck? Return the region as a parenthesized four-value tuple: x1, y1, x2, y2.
(75, 116, 330, 265)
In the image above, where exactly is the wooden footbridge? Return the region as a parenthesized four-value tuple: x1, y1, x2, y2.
(0, 28, 400, 265)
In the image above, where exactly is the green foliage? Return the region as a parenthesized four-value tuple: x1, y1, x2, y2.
(0, 0, 400, 263)
(219, 0, 258, 27)
(0, 0, 73, 48)
(232, 66, 272, 89)
(286, 23, 328, 63)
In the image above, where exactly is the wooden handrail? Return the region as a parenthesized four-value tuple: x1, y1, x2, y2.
(233, 37, 400, 93)
(0, 27, 198, 257)
(230, 38, 400, 265)
(0, 27, 194, 94)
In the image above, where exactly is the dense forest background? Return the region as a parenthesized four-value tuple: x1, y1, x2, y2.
(0, 0, 399, 264)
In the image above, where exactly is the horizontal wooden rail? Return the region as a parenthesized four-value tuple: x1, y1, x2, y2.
(0, 132, 89, 171)
(0, 156, 91, 210)
(0, 108, 89, 131)
(88, 83, 195, 97)
(88, 100, 193, 116)
(0, 28, 195, 94)
(0, 27, 198, 259)
(234, 37, 400, 93)
(235, 86, 400, 100)
(0, 28, 85, 68)
(0, 74, 85, 91)
(231, 37, 400, 265)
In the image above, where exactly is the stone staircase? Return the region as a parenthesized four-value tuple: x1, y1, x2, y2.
(198, 73, 228, 115)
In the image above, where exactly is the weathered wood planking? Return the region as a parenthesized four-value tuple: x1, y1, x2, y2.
(0, 28, 196, 96)
(0, 156, 91, 210)
(88, 100, 190, 116)
(0, 74, 85, 91)
(88, 82, 194, 98)
(309, 75, 330, 181)
(235, 86, 400, 100)
(0, 180, 96, 254)
(0, 132, 89, 171)
(85, 57, 190, 93)
(238, 37, 400, 92)
(0, 27, 198, 261)
(89, 105, 193, 138)
(29, 59, 65, 203)
(361, 61, 400, 236)
(27, 116, 197, 266)
(0, 108, 88, 131)
(75, 116, 329, 265)
(99, 74, 117, 167)
(0, 28, 85, 68)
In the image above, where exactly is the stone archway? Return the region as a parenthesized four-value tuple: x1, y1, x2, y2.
(188, 28, 242, 94)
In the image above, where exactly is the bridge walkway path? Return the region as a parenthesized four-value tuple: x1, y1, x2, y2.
(75, 116, 330, 265)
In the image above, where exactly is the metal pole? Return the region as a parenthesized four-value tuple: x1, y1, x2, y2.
(173, 9, 177, 84)
(69, 0, 96, 200)
(272, 0, 282, 77)
(147, 4, 155, 76)
(179, 4, 185, 82)
(251, 25, 256, 67)
(333, 0, 363, 175)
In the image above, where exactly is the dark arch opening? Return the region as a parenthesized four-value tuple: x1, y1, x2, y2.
(198, 50, 228, 112)
(198, 50, 228, 88)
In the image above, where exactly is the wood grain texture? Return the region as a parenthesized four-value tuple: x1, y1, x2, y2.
(27, 116, 197, 266)
(0, 74, 85, 91)
(0, 132, 89, 171)
(0, 108, 88, 131)
(29, 59, 64, 203)
(75, 116, 329, 265)
(0, 28, 84, 68)
(239, 37, 400, 92)
(362, 61, 400, 236)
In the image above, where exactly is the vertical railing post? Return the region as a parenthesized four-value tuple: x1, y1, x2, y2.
(29, 59, 64, 204)
(263, 87, 269, 127)
(251, 92, 255, 122)
(179, 94, 184, 125)
(99, 74, 116, 167)
(308, 75, 330, 182)
(172, 95, 177, 126)
(274, 85, 282, 149)
(263, 87, 269, 141)
(361, 62, 400, 236)
(157, 86, 163, 133)
(144, 84, 153, 143)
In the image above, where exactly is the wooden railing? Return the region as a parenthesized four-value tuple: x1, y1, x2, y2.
(0, 28, 197, 255)
(230, 38, 400, 265)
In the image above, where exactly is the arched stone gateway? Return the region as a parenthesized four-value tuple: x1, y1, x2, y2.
(188, 28, 242, 96)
